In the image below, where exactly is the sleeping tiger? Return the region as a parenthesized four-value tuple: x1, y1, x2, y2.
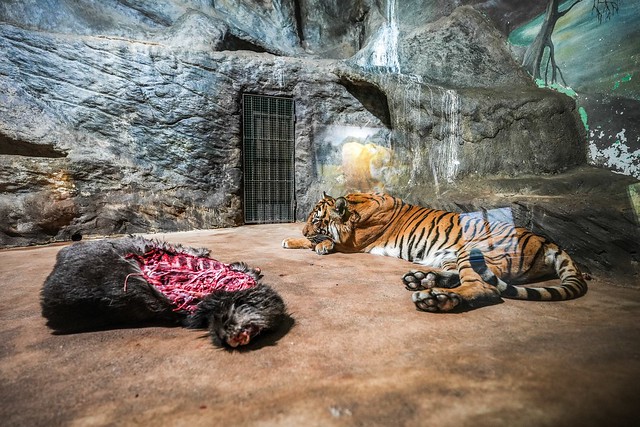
(282, 192, 587, 312)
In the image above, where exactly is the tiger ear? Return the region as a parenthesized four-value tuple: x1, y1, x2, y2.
(335, 197, 347, 216)
(322, 192, 333, 200)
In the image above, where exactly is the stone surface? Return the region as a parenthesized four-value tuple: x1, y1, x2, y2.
(0, 0, 301, 55)
(0, 0, 624, 253)
(398, 6, 531, 88)
(1, 224, 639, 426)
(0, 14, 588, 247)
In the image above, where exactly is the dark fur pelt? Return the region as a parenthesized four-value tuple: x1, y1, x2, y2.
(41, 237, 287, 347)
(187, 284, 287, 347)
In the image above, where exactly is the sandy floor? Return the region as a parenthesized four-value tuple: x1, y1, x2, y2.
(1, 223, 639, 426)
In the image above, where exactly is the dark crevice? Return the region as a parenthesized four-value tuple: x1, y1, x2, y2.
(339, 77, 391, 128)
(220, 33, 269, 54)
(0, 134, 67, 158)
(293, 0, 305, 47)
(352, 5, 369, 50)
(116, 0, 173, 27)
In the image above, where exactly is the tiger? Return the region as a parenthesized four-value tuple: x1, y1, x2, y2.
(282, 192, 587, 312)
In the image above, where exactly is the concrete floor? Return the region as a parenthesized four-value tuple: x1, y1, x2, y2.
(1, 223, 639, 426)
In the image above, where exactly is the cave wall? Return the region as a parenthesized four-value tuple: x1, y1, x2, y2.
(0, 0, 636, 259)
(0, 22, 379, 244)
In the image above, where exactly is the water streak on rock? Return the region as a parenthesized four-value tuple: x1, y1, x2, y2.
(430, 89, 462, 192)
(352, 0, 400, 73)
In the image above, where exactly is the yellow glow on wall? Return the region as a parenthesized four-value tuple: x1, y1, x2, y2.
(341, 141, 392, 192)
(315, 125, 396, 193)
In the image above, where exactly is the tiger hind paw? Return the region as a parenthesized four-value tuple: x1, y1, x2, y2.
(402, 271, 438, 291)
(403, 270, 460, 291)
(412, 289, 461, 312)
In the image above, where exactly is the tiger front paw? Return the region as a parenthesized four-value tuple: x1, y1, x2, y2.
(282, 238, 313, 249)
(402, 271, 438, 291)
(314, 239, 334, 255)
(412, 289, 461, 312)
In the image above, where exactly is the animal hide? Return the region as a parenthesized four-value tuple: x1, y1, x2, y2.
(41, 237, 287, 347)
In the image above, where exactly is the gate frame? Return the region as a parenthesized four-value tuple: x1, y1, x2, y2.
(241, 93, 296, 224)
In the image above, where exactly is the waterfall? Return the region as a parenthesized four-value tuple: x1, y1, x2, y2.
(345, 0, 465, 194)
(388, 79, 463, 194)
(351, 0, 400, 73)
(429, 89, 462, 191)
(397, 75, 424, 186)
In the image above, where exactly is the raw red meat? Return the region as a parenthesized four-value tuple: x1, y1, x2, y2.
(125, 248, 257, 313)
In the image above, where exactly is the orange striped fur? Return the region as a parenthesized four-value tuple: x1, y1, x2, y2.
(282, 192, 587, 312)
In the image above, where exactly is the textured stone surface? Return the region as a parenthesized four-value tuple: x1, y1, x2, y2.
(398, 6, 531, 88)
(0, 0, 301, 55)
(0, 1, 600, 248)
(0, 14, 589, 247)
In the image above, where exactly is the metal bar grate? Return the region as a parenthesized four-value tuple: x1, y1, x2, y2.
(242, 94, 295, 224)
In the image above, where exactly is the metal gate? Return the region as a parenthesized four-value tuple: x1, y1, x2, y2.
(242, 94, 295, 224)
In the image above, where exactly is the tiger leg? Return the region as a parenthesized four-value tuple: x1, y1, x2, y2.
(282, 237, 335, 255)
(282, 238, 314, 250)
(402, 265, 460, 291)
(411, 251, 502, 312)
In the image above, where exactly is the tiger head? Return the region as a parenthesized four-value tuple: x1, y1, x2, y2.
(302, 193, 351, 244)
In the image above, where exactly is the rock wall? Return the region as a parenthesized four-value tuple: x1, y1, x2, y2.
(0, 2, 590, 247)
(0, 24, 343, 244)
(0, 0, 600, 251)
